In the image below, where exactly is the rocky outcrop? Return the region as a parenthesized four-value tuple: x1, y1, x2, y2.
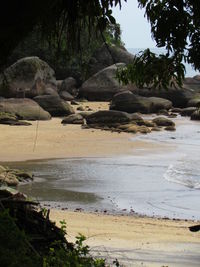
(79, 64, 135, 101)
(110, 91, 172, 114)
(33, 95, 74, 116)
(0, 57, 57, 98)
(61, 114, 84, 124)
(87, 44, 135, 77)
(0, 165, 33, 186)
(0, 98, 51, 120)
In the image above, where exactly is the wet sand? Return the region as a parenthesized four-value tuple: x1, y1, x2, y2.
(50, 210, 200, 266)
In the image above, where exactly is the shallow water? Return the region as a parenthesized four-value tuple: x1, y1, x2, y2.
(5, 117, 200, 220)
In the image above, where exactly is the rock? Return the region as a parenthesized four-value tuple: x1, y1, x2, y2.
(79, 64, 134, 101)
(59, 91, 74, 101)
(110, 91, 172, 114)
(0, 57, 56, 98)
(0, 112, 18, 125)
(0, 165, 33, 186)
(157, 109, 169, 116)
(60, 77, 78, 96)
(191, 109, 200, 120)
(132, 87, 194, 108)
(117, 123, 137, 130)
(183, 76, 200, 91)
(165, 126, 176, 131)
(129, 113, 144, 125)
(126, 125, 139, 133)
(143, 120, 156, 127)
(152, 127, 162, 131)
(187, 95, 200, 107)
(43, 87, 59, 96)
(152, 117, 175, 127)
(71, 100, 79, 105)
(61, 114, 84, 124)
(138, 125, 151, 134)
(0, 98, 51, 120)
(86, 110, 133, 125)
(33, 95, 74, 116)
(0, 173, 19, 186)
(77, 106, 85, 111)
(79, 111, 94, 119)
(87, 44, 135, 77)
(181, 107, 197, 116)
(170, 108, 182, 113)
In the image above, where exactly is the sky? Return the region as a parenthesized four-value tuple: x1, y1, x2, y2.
(112, 0, 156, 49)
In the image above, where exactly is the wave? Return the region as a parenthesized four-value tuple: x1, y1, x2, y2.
(164, 164, 200, 189)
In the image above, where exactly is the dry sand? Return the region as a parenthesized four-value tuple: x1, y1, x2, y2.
(50, 210, 200, 267)
(1, 101, 199, 266)
(0, 101, 170, 162)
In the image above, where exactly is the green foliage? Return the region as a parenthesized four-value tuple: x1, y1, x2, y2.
(0, 210, 40, 267)
(138, 0, 200, 71)
(43, 234, 106, 267)
(116, 49, 185, 89)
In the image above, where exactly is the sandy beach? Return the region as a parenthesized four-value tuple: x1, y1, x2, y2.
(0, 101, 170, 162)
(50, 210, 200, 266)
(0, 101, 199, 266)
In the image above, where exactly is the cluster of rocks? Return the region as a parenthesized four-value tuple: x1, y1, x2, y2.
(0, 44, 200, 128)
(0, 165, 33, 186)
(62, 110, 176, 134)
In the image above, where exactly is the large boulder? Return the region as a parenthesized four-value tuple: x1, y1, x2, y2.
(79, 64, 135, 101)
(0, 98, 51, 120)
(59, 91, 74, 101)
(181, 107, 197, 116)
(110, 91, 172, 114)
(187, 94, 200, 107)
(0, 57, 57, 98)
(33, 95, 74, 116)
(86, 110, 133, 125)
(87, 44, 135, 77)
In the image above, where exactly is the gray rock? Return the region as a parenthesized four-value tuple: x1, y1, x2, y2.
(59, 91, 74, 101)
(187, 95, 200, 107)
(86, 110, 133, 125)
(61, 114, 84, 124)
(0, 98, 51, 120)
(34, 95, 74, 116)
(60, 77, 78, 96)
(79, 64, 135, 101)
(152, 117, 175, 127)
(0, 57, 56, 98)
(87, 44, 135, 77)
(181, 107, 197, 116)
(132, 87, 194, 108)
(110, 91, 172, 114)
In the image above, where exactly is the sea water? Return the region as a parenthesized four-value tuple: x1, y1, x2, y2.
(8, 117, 200, 220)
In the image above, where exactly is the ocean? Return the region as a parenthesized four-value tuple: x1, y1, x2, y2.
(8, 117, 200, 220)
(128, 48, 200, 78)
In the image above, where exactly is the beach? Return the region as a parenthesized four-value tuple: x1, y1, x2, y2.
(0, 101, 200, 266)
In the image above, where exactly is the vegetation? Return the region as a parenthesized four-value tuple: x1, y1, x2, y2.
(7, 22, 123, 81)
(116, 49, 185, 89)
(0, 201, 119, 267)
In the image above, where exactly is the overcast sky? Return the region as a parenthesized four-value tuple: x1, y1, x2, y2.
(112, 0, 156, 49)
